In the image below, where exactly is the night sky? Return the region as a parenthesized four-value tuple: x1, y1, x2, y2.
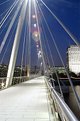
(0, 0, 80, 67)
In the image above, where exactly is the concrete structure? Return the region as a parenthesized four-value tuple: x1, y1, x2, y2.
(67, 45, 80, 74)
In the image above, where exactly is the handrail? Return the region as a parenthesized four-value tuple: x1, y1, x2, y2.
(45, 78, 79, 121)
(0, 74, 40, 88)
(0, 76, 26, 79)
(0, 74, 40, 80)
(0, 76, 27, 80)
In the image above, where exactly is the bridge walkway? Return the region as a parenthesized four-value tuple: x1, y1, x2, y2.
(0, 76, 54, 121)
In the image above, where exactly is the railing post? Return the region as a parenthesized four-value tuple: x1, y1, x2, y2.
(45, 77, 79, 121)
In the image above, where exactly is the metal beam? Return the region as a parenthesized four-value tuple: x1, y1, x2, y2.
(6, 0, 28, 87)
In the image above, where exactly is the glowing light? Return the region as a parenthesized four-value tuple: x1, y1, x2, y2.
(38, 50, 42, 58)
(32, 14, 36, 19)
(36, 45, 39, 48)
(33, 23, 37, 28)
(38, 54, 42, 58)
(32, 31, 39, 41)
(35, 33, 38, 37)
(41, 62, 43, 66)
(39, 50, 41, 54)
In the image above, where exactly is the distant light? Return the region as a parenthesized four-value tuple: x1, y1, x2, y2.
(39, 50, 41, 54)
(33, 24, 37, 28)
(32, 31, 39, 41)
(36, 45, 39, 48)
(41, 62, 43, 66)
(38, 54, 42, 58)
(32, 15, 36, 19)
(38, 50, 42, 58)
(35, 33, 38, 37)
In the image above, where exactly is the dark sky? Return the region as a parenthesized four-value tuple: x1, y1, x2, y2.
(0, 0, 80, 67)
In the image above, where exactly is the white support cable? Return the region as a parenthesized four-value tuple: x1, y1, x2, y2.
(20, 20, 27, 77)
(27, 0, 32, 77)
(40, 22, 50, 68)
(0, 19, 18, 64)
(33, 0, 47, 73)
(42, 39, 51, 68)
(32, 1, 42, 73)
(38, 3, 64, 98)
(0, 14, 14, 36)
(40, 37, 50, 74)
(25, 21, 28, 70)
(0, 0, 12, 6)
(0, 0, 18, 24)
(37, 0, 80, 110)
(0, 0, 19, 28)
(40, 0, 80, 46)
(0, 2, 19, 29)
(0, 0, 24, 53)
(0, 0, 20, 17)
(22, 9, 29, 74)
(42, 24, 64, 98)
(0, 7, 10, 17)
(24, 29, 28, 76)
(19, 3, 28, 78)
(36, 4, 51, 72)
(45, 32, 64, 98)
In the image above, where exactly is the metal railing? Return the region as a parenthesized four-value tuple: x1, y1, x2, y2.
(45, 77, 79, 121)
(0, 76, 27, 89)
(0, 74, 41, 90)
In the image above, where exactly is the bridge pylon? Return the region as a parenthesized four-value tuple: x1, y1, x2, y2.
(6, 0, 28, 88)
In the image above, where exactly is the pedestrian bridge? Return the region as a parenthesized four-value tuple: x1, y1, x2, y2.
(0, 76, 54, 121)
(0, 76, 78, 121)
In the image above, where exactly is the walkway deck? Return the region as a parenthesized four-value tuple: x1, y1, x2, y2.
(0, 76, 53, 121)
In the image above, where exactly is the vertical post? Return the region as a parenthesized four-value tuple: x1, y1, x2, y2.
(27, 0, 31, 78)
(6, 0, 28, 87)
(27, 65, 30, 78)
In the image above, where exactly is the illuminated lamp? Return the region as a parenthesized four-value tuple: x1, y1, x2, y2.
(41, 62, 43, 66)
(32, 14, 36, 19)
(38, 50, 42, 58)
(33, 24, 37, 28)
(32, 31, 39, 41)
(36, 45, 39, 48)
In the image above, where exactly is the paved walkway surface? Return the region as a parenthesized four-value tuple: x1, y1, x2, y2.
(0, 76, 53, 121)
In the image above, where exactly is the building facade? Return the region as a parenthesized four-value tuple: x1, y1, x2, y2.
(67, 45, 80, 74)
